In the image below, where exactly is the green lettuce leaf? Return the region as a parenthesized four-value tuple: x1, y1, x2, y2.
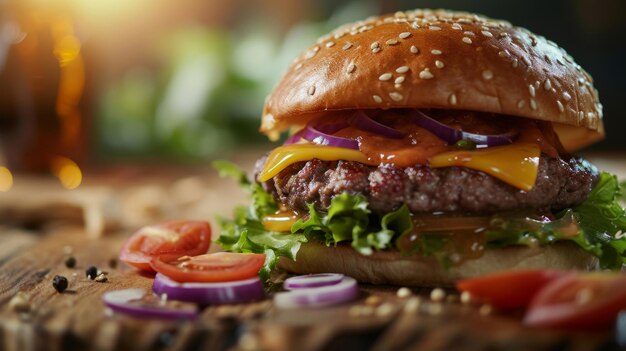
(215, 159, 626, 278)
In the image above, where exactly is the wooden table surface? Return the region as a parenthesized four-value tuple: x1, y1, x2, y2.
(1, 150, 625, 351)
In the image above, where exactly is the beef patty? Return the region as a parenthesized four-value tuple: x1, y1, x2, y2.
(256, 155, 598, 214)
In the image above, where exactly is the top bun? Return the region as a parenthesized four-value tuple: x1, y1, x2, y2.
(261, 9, 604, 151)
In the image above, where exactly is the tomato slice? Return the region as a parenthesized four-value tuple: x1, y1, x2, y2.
(119, 220, 211, 271)
(150, 252, 266, 283)
(456, 270, 571, 310)
(524, 273, 626, 329)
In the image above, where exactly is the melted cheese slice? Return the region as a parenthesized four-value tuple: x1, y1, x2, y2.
(258, 144, 375, 182)
(259, 143, 541, 191)
(429, 143, 541, 191)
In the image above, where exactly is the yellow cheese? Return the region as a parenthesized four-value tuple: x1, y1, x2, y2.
(258, 143, 541, 191)
(258, 144, 374, 182)
(429, 143, 540, 191)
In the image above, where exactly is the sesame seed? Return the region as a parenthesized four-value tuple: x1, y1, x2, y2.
(482, 70, 493, 80)
(430, 288, 446, 302)
(325, 42, 335, 48)
(557, 100, 565, 112)
(389, 92, 404, 101)
(410, 45, 419, 54)
(307, 85, 316, 96)
(449, 93, 457, 105)
(460, 291, 472, 304)
(479, 304, 493, 316)
(517, 100, 526, 109)
(370, 42, 380, 50)
(435, 60, 444, 69)
(411, 23, 421, 30)
(544, 79, 552, 90)
(397, 287, 412, 298)
(342, 43, 353, 50)
(312, 46, 320, 52)
(399, 32, 411, 39)
(451, 23, 462, 30)
(372, 47, 381, 54)
(429, 26, 442, 31)
(347, 63, 356, 74)
(372, 95, 382, 103)
(365, 295, 382, 306)
(529, 84, 536, 97)
(481, 30, 493, 37)
(396, 66, 409, 73)
(304, 50, 316, 59)
(521, 56, 531, 66)
(498, 50, 508, 58)
(463, 31, 475, 36)
(563, 92, 572, 101)
(379, 73, 393, 81)
(462, 37, 472, 44)
(419, 69, 434, 79)
(511, 59, 519, 68)
(587, 112, 595, 120)
(578, 111, 584, 121)
(427, 303, 443, 316)
(295, 63, 303, 70)
(530, 98, 537, 110)
(386, 39, 398, 45)
(394, 76, 405, 84)
(431, 49, 442, 55)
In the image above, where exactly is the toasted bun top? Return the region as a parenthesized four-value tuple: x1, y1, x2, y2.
(261, 9, 604, 151)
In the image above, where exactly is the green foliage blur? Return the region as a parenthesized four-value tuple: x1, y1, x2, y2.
(96, 2, 376, 161)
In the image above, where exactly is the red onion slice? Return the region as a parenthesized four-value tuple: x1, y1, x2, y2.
(351, 111, 404, 139)
(283, 121, 358, 149)
(102, 288, 198, 320)
(274, 276, 358, 308)
(410, 110, 518, 146)
(284, 273, 344, 290)
(152, 273, 265, 305)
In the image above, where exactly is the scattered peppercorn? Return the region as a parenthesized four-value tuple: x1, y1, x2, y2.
(65, 257, 76, 268)
(86, 266, 98, 280)
(52, 275, 68, 293)
(108, 258, 117, 269)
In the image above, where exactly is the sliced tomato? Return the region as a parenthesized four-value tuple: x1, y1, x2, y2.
(150, 252, 266, 283)
(456, 270, 571, 310)
(524, 273, 626, 330)
(119, 220, 211, 271)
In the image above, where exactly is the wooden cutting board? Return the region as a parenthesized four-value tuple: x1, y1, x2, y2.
(0, 226, 620, 351)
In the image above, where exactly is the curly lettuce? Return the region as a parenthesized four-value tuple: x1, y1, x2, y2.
(214, 160, 626, 279)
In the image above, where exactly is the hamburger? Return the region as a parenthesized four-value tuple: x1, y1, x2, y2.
(216, 9, 626, 286)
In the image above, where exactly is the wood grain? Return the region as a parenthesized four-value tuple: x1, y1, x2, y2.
(0, 225, 619, 351)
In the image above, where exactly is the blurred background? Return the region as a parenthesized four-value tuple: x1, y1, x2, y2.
(0, 0, 624, 190)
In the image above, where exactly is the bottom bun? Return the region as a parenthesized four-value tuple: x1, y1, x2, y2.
(278, 241, 598, 287)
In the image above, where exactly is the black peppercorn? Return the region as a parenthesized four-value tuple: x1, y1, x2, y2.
(52, 275, 68, 293)
(86, 266, 98, 280)
(65, 257, 76, 268)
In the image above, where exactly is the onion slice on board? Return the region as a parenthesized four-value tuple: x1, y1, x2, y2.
(410, 110, 519, 146)
(351, 111, 404, 139)
(102, 288, 198, 320)
(152, 273, 265, 305)
(275, 276, 359, 308)
(284, 273, 344, 290)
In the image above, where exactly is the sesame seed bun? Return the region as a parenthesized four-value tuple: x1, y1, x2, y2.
(261, 9, 604, 151)
(277, 241, 598, 287)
